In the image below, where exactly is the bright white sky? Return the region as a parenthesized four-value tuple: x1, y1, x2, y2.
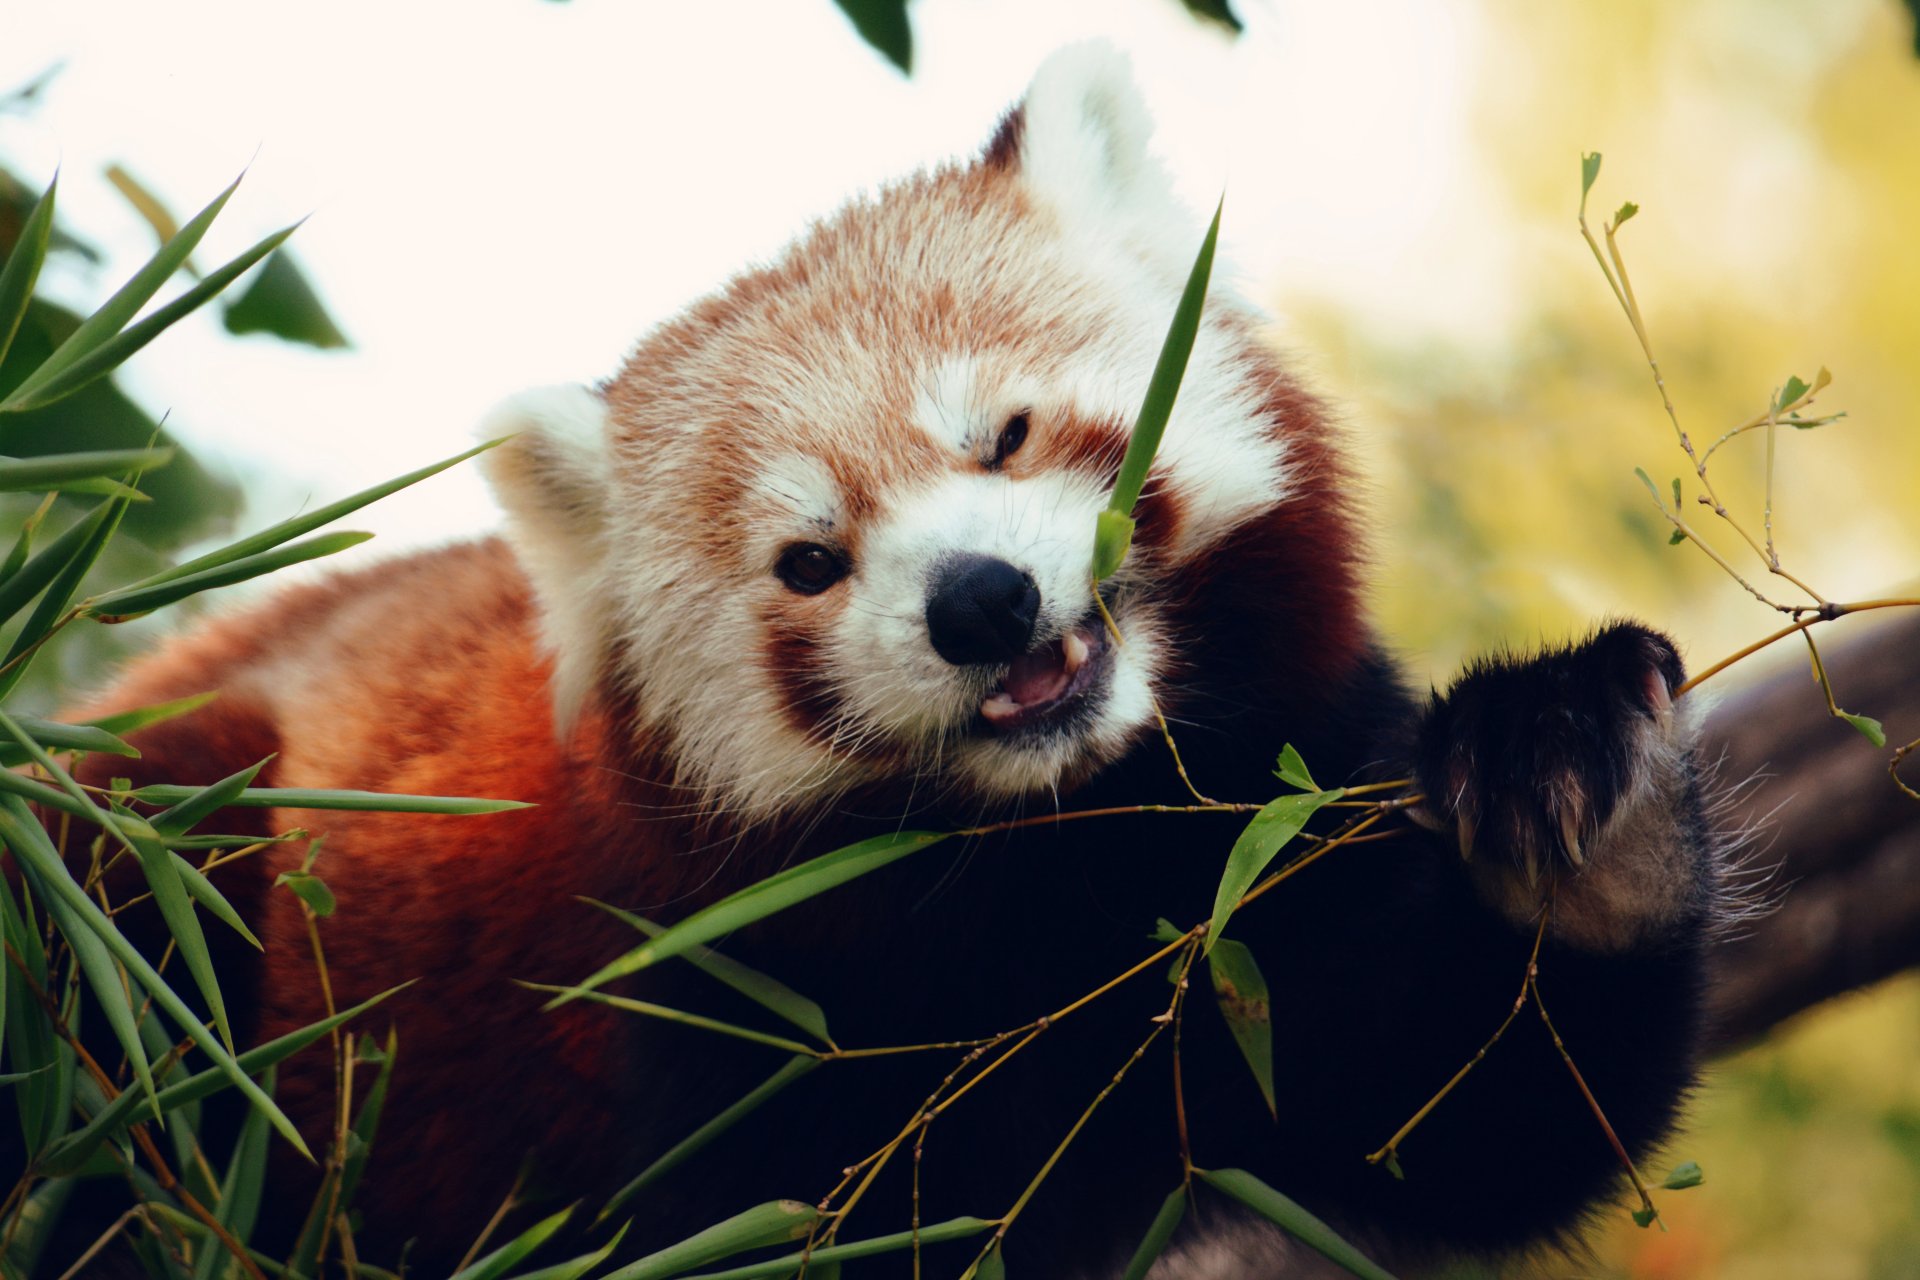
(0, 0, 1504, 551)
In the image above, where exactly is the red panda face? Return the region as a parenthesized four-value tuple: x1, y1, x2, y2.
(482, 46, 1317, 820)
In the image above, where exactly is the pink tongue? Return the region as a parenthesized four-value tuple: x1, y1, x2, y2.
(1003, 641, 1070, 706)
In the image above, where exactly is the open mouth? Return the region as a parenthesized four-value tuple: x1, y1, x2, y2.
(979, 623, 1110, 733)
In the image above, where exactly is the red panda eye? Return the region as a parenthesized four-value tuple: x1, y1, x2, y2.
(987, 412, 1030, 469)
(775, 543, 849, 595)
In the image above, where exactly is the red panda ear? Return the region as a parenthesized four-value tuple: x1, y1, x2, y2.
(478, 385, 616, 732)
(996, 42, 1181, 239)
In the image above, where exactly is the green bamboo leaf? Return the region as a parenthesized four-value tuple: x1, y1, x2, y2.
(450, 1205, 576, 1280)
(0, 705, 235, 1053)
(550, 830, 949, 1005)
(0, 491, 132, 695)
(109, 805, 236, 1051)
(1206, 789, 1343, 953)
(170, 852, 262, 950)
(587, 900, 833, 1045)
(189, 1066, 274, 1280)
(519, 984, 816, 1056)
(126, 783, 531, 814)
(1272, 743, 1319, 793)
(119, 439, 502, 593)
(600, 1056, 820, 1224)
(1661, 1160, 1704, 1191)
(1095, 197, 1222, 581)
(502, 1224, 631, 1280)
(0, 1176, 77, 1278)
(1207, 939, 1276, 1118)
(274, 869, 336, 918)
(1837, 710, 1886, 747)
(0, 172, 241, 411)
(1119, 1186, 1189, 1280)
(0, 172, 57, 369)
(604, 1199, 821, 1280)
(1613, 200, 1639, 227)
(1632, 466, 1665, 513)
(337, 1029, 398, 1209)
(0, 448, 173, 491)
(222, 249, 349, 349)
(0, 498, 114, 634)
(87, 530, 371, 620)
(81, 690, 219, 738)
(1179, 0, 1243, 33)
(975, 1245, 1007, 1280)
(1197, 1168, 1396, 1280)
(676, 1217, 994, 1279)
(0, 713, 138, 767)
(24, 866, 158, 1118)
(832, 0, 912, 73)
(1580, 152, 1603, 204)
(150, 757, 271, 836)
(38, 983, 407, 1175)
(0, 494, 53, 579)
(0, 794, 311, 1158)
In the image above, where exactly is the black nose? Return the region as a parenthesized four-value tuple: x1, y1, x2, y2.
(925, 555, 1041, 666)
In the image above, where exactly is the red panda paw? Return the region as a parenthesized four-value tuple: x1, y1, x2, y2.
(1411, 623, 1714, 952)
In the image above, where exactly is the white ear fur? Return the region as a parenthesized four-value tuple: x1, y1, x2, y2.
(1016, 42, 1179, 235)
(478, 384, 615, 733)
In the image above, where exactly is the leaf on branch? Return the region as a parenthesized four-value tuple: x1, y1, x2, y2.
(1661, 1160, 1704, 1190)
(1613, 200, 1639, 227)
(1837, 710, 1886, 748)
(1209, 938, 1276, 1117)
(1273, 742, 1321, 792)
(1206, 788, 1343, 952)
(275, 868, 336, 918)
(1581, 152, 1602, 202)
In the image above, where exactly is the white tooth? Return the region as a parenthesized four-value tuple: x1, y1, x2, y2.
(982, 693, 1020, 721)
(1064, 631, 1089, 674)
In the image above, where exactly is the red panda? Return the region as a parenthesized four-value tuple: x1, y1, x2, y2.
(49, 44, 1717, 1279)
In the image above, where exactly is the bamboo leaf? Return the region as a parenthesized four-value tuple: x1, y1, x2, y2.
(0, 492, 131, 696)
(81, 690, 219, 738)
(126, 783, 531, 814)
(1095, 197, 1222, 581)
(832, 0, 912, 73)
(170, 852, 262, 949)
(0, 713, 139, 767)
(0, 794, 312, 1158)
(110, 805, 236, 1051)
(222, 248, 349, 349)
(550, 830, 949, 1005)
(0, 172, 243, 412)
(600, 1056, 819, 1224)
(118, 439, 502, 592)
(150, 757, 271, 836)
(38, 983, 407, 1175)
(337, 1029, 398, 1209)
(675, 1217, 994, 1279)
(1580, 152, 1603, 203)
(450, 1205, 576, 1280)
(1837, 710, 1886, 747)
(1206, 789, 1342, 953)
(1198, 1168, 1396, 1280)
(603, 1199, 821, 1280)
(1119, 1186, 1190, 1280)
(188, 1066, 274, 1280)
(0, 172, 57, 369)
(0, 448, 173, 492)
(87, 530, 371, 620)
(502, 1224, 631, 1280)
(518, 984, 816, 1056)
(975, 1245, 1006, 1280)
(1207, 939, 1276, 1117)
(24, 865, 158, 1118)
(275, 868, 336, 918)
(1661, 1160, 1704, 1191)
(586, 900, 832, 1044)
(1272, 743, 1320, 793)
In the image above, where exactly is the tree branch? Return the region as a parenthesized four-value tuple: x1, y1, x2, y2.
(1698, 608, 1920, 1053)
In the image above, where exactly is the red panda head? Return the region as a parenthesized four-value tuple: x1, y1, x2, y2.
(482, 44, 1360, 821)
